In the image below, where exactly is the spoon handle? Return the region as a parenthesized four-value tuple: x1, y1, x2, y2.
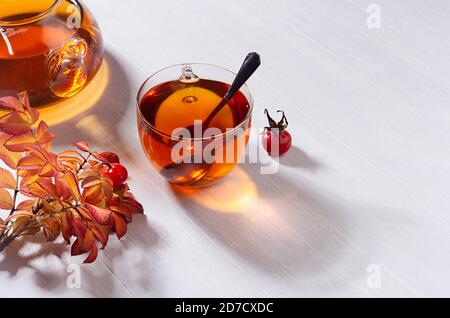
(203, 53, 260, 127)
(224, 52, 261, 100)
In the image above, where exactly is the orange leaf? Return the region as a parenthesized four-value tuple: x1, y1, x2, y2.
(55, 174, 71, 200)
(72, 217, 87, 238)
(39, 162, 56, 177)
(6, 210, 33, 222)
(17, 152, 45, 170)
(81, 177, 102, 189)
(60, 161, 79, 172)
(58, 150, 83, 157)
(82, 184, 105, 206)
(19, 91, 39, 124)
(58, 155, 83, 165)
(0, 167, 16, 189)
(81, 229, 95, 253)
(60, 213, 73, 243)
(71, 238, 83, 256)
(0, 111, 30, 135)
(28, 145, 60, 170)
(18, 169, 40, 179)
(84, 244, 98, 264)
(110, 205, 132, 222)
(100, 175, 113, 202)
(85, 203, 112, 225)
(21, 178, 56, 198)
(64, 171, 80, 201)
(74, 141, 89, 152)
(37, 178, 57, 196)
(91, 224, 108, 248)
(0, 188, 13, 210)
(16, 199, 34, 211)
(20, 175, 40, 187)
(112, 213, 127, 239)
(76, 206, 94, 221)
(4, 131, 36, 152)
(41, 217, 61, 241)
(0, 96, 24, 111)
(0, 132, 22, 169)
(36, 121, 55, 144)
(123, 196, 144, 214)
(92, 152, 120, 163)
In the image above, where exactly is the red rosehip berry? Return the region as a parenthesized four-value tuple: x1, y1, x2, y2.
(262, 109, 292, 156)
(99, 163, 128, 187)
(262, 129, 292, 156)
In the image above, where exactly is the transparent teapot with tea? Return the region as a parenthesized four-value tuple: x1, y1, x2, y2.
(0, 0, 104, 107)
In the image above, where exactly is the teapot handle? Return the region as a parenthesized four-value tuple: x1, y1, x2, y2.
(46, 38, 88, 98)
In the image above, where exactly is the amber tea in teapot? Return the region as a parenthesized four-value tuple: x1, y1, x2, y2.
(0, 0, 104, 106)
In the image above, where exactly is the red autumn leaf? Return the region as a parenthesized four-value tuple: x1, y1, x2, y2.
(91, 224, 108, 248)
(112, 213, 127, 239)
(64, 171, 80, 201)
(60, 161, 78, 172)
(0, 167, 16, 189)
(110, 205, 132, 222)
(74, 141, 89, 152)
(123, 196, 144, 214)
(81, 177, 102, 189)
(81, 229, 95, 253)
(58, 150, 84, 166)
(17, 152, 45, 171)
(71, 238, 83, 256)
(28, 144, 61, 170)
(18, 91, 39, 124)
(84, 243, 98, 264)
(37, 178, 57, 196)
(60, 212, 73, 243)
(18, 169, 40, 179)
(99, 175, 113, 202)
(41, 217, 61, 241)
(36, 121, 55, 144)
(6, 211, 34, 223)
(4, 131, 36, 152)
(82, 184, 106, 207)
(92, 152, 120, 163)
(85, 203, 112, 225)
(0, 188, 14, 210)
(58, 149, 83, 157)
(72, 217, 87, 238)
(0, 132, 22, 169)
(21, 178, 56, 198)
(76, 206, 94, 221)
(16, 199, 34, 211)
(55, 174, 72, 200)
(0, 96, 24, 111)
(0, 111, 31, 135)
(20, 175, 39, 187)
(39, 162, 57, 177)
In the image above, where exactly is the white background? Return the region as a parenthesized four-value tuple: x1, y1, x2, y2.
(0, 0, 449, 297)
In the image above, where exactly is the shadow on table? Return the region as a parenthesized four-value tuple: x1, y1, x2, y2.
(279, 145, 323, 170)
(169, 161, 357, 280)
(81, 214, 161, 297)
(0, 53, 160, 295)
(51, 49, 140, 166)
(0, 214, 159, 296)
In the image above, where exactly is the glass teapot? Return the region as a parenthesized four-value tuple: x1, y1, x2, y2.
(0, 0, 104, 107)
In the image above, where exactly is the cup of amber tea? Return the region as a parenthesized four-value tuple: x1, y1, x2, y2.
(137, 63, 253, 187)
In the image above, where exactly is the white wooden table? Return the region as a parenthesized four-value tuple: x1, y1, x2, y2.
(1, 0, 449, 297)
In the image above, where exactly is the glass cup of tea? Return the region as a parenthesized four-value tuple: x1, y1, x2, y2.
(137, 63, 253, 188)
